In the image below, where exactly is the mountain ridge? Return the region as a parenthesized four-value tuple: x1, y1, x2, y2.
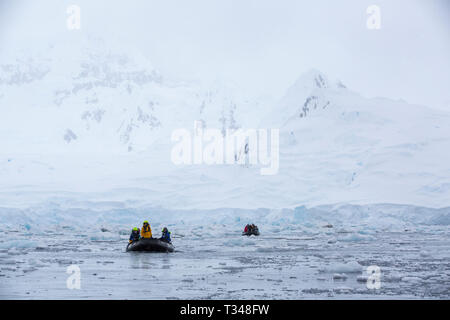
(1, 42, 449, 209)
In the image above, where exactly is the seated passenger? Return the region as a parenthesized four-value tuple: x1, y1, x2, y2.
(141, 220, 152, 238)
(129, 227, 140, 243)
(160, 227, 171, 243)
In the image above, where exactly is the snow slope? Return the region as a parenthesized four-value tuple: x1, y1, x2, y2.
(1, 39, 450, 209)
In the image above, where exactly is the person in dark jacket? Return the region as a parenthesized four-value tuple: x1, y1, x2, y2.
(129, 227, 141, 243)
(160, 227, 171, 243)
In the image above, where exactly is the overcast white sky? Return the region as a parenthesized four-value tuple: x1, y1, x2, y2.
(1, 0, 449, 109)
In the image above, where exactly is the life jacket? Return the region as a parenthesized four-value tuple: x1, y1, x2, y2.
(161, 231, 171, 242)
(130, 230, 140, 239)
(141, 224, 152, 238)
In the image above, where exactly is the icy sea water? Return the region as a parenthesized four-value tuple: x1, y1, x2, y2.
(0, 225, 449, 299)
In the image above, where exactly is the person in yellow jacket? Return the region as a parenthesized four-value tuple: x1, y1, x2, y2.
(141, 220, 152, 238)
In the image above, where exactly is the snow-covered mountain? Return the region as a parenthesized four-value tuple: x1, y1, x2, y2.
(0, 39, 260, 155)
(1, 41, 449, 209)
(258, 68, 450, 208)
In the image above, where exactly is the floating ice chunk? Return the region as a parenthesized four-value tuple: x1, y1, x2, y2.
(89, 232, 121, 241)
(385, 273, 403, 282)
(0, 240, 38, 249)
(334, 286, 353, 292)
(333, 273, 348, 280)
(256, 247, 277, 252)
(401, 276, 422, 282)
(356, 275, 369, 282)
(321, 261, 363, 273)
(356, 228, 376, 235)
(223, 238, 255, 247)
(339, 233, 374, 242)
(22, 267, 38, 273)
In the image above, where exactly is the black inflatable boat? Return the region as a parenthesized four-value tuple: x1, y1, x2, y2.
(242, 229, 260, 236)
(126, 238, 174, 252)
